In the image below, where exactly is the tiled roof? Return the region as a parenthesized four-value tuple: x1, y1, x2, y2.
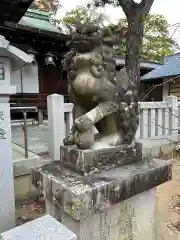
(141, 54, 180, 81)
(18, 9, 60, 33)
(115, 55, 161, 69)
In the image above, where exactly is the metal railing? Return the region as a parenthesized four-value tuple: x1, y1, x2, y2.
(11, 106, 37, 158)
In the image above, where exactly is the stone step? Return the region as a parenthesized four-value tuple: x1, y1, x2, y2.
(1, 215, 77, 240)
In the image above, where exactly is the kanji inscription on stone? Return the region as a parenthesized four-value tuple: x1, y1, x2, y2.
(0, 111, 4, 120)
(0, 128, 6, 139)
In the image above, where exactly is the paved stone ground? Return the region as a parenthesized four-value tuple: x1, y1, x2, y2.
(12, 143, 39, 161)
(16, 195, 45, 226)
(12, 123, 48, 156)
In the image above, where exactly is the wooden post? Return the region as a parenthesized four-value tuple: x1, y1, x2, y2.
(47, 94, 65, 161)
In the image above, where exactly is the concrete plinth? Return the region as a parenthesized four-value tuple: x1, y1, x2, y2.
(61, 142, 142, 174)
(45, 189, 156, 240)
(32, 158, 172, 240)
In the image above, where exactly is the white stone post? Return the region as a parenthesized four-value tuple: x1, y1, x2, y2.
(47, 94, 65, 161)
(0, 86, 16, 233)
(135, 102, 141, 139)
(162, 79, 169, 101)
(165, 95, 178, 134)
(65, 103, 74, 136)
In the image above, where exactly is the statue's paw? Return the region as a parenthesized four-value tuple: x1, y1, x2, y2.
(63, 135, 74, 145)
(74, 115, 93, 132)
(75, 131, 94, 150)
(109, 135, 123, 146)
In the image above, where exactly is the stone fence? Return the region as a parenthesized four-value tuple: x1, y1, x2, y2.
(47, 94, 73, 161)
(47, 94, 180, 160)
(136, 95, 179, 139)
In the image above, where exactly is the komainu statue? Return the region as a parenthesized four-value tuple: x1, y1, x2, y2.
(63, 24, 139, 151)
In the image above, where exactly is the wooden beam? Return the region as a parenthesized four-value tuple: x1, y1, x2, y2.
(0, 0, 34, 23)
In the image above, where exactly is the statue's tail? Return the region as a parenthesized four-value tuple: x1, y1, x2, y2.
(116, 68, 139, 143)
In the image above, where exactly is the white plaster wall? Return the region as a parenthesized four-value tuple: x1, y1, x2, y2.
(22, 63, 39, 93)
(10, 63, 39, 93)
(11, 69, 22, 93)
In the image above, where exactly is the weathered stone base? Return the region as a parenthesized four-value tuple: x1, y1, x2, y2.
(45, 188, 157, 240)
(32, 158, 171, 239)
(60, 142, 142, 174)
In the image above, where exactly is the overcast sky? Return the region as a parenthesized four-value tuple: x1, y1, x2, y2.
(57, 0, 180, 42)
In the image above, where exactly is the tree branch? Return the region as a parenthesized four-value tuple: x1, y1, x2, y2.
(140, 0, 154, 15)
(118, 0, 139, 17)
(118, 0, 154, 18)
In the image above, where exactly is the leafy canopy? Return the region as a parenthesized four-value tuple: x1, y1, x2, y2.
(59, 5, 107, 34)
(60, 5, 179, 61)
(110, 13, 179, 61)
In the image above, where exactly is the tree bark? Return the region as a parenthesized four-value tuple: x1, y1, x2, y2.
(125, 8, 143, 89)
(118, 0, 154, 89)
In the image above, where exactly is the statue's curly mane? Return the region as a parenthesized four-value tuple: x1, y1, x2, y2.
(62, 23, 139, 148)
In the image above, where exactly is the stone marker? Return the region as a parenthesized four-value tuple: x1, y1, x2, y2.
(1, 215, 77, 240)
(0, 34, 33, 233)
(0, 85, 16, 233)
(32, 24, 172, 239)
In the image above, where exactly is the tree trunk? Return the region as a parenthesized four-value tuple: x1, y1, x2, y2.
(118, 0, 154, 90)
(125, 10, 144, 90)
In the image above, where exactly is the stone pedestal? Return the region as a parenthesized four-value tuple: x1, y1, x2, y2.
(32, 157, 172, 240)
(45, 189, 156, 240)
(61, 142, 142, 174)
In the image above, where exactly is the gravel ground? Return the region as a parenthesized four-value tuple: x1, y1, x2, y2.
(157, 158, 180, 239)
(15, 194, 45, 226)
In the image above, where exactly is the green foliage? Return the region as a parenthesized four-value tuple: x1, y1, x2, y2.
(108, 19, 127, 55)
(62, 6, 91, 25)
(142, 14, 179, 60)
(59, 5, 106, 33)
(109, 14, 179, 61)
(60, 5, 178, 61)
